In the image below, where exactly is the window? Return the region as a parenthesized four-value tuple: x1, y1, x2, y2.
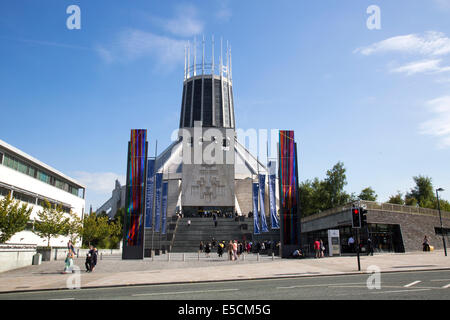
(13, 191, 36, 205)
(1, 152, 81, 197)
(0, 186, 12, 197)
(38, 171, 50, 184)
(184, 81, 193, 127)
(70, 186, 79, 196)
(435, 227, 450, 236)
(203, 79, 213, 126)
(27, 166, 36, 178)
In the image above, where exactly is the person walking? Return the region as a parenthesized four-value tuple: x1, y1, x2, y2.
(423, 235, 430, 252)
(187, 219, 191, 227)
(62, 250, 74, 274)
(218, 241, 224, 257)
(232, 240, 238, 261)
(320, 239, 325, 258)
(314, 239, 321, 259)
(367, 237, 374, 256)
(67, 240, 75, 257)
(227, 240, 234, 261)
(85, 245, 95, 272)
(199, 241, 204, 254)
(205, 242, 211, 258)
(91, 247, 98, 272)
(348, 235, 355, 253)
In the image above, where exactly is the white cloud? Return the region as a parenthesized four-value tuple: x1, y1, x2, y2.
(420, 96, 450, 148)
(73, 171, 125, 193)
(150, 4, 204, 37)
(354, 31, 450, 56)
(96, 29, 187, 69)
(390, 59, 450, 75)
(119, 29, 186, 65)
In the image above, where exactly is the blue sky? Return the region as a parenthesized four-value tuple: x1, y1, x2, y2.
(1, 0, 450, 210)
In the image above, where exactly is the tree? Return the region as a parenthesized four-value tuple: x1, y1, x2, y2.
(106, 220, 123, 249)
(406, 175, 434, 208)
(323, 162, 350, 208)
(387, 191, 405, 205)
(299, 162, 351, 217)
(0, 193, 32, 243)
(64, 211, 83, 244)
(81, 213, 110, 247)
(359, 187, 378, 201)
(33, 201, 69, 247)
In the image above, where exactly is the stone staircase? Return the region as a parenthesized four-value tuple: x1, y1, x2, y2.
(170, 217, 254, 252)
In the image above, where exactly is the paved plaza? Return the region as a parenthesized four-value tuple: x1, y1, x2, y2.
(0, 250, 449, 294)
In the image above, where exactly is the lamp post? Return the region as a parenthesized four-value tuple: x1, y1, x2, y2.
(436, 188, 447, 257)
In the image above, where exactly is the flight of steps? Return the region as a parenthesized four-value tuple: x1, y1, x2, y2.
(170, 217, 253, 252)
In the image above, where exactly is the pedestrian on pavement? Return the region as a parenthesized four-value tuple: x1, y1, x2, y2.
(232, 240, 238, 261)
(91, 247, 98, 272)
(320, 239, 325, 258)
(348, 235, 355, 253)
(85, 245, 95, 272)
(67, 240, 75, 257)
(205, 242, 211, 257)
(62, 250, 74, 274)
(228, 240, 234, 261)
(199, 241, 204, 253)
(423, 235, 430, 252)
(367, 237, 374, 256)
(314, 239, 321, 258)
(218, 241, 224, 257)
(187, 219, 191, 227)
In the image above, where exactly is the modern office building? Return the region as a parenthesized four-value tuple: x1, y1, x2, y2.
(0, 139, 86, 247)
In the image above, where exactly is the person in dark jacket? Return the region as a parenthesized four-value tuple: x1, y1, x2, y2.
(91, 247, 98, 272)
(85, 245, 95, 272)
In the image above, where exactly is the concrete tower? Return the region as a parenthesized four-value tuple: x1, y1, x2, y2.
(178, 37, 236, 216)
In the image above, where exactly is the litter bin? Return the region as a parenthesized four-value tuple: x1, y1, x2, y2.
(32, 253, 42, 265)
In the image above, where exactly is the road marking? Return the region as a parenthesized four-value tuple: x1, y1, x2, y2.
(431, 279, 450, 282)
(442, 283, 450, 289)
(372, 288, 431, 294)
(49, 298, 75, 300)
(132, 288, 239, 297)
(404, 281, 421, 288)
(277, 282, 364, 289)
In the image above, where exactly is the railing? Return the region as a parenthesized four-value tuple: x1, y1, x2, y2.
(301, 200, 450, 222)
(185, 63, 230, 80)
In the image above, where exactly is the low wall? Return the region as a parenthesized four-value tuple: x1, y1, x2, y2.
(0, 246, 122, 273)
(50, 248, 122, 261)
(0, 249, 37, 273)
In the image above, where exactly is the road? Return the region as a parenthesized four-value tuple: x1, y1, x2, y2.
(0, 269, 449, 300)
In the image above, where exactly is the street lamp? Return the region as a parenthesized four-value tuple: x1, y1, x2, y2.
(436, 188, 447, 257)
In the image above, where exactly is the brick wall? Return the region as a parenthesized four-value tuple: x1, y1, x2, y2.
(368, 210, 450, 252)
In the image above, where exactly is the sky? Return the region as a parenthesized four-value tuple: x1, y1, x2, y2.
(1, 0, 450, 210)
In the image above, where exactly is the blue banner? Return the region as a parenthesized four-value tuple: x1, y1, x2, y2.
(269, 174, 280, 229)
(268, 161, 280, 229)
(252, 182, 260, 234)
(258, 174, 269, 232)
(145, 159, 155, 228)
(154, 172, 163, 232)
(161, 181, 168, 235)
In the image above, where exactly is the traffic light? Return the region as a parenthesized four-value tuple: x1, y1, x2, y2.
(352, 206, 361, 228)
(360, 207, 368, 227)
